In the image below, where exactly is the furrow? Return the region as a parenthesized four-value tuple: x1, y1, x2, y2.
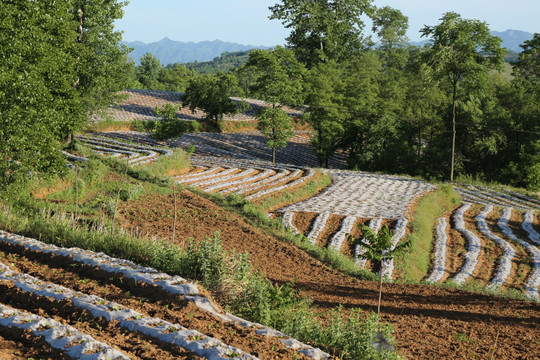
(171, 167, 220, 181)
(307, 212, 331, 245)
(522, 210, 540, 245)
(218, 169, 275, 195)
(328, 216, 357, 252)
(234, 169, 291, 195)
(0, 301, 128, 360)
(197, 169, 257, 189)
(498, 208, 540, 299)
(355, 218, 383, 268)
(381, 218, 409, 280)
(475, 205, 515, 289)
(0, 263, 257, 360)
(452, 203, 482, 285)
(0, 230, 331, 359)
(425, 217, 449, 283)
(176, 168, 238, 185)
(247, 168, 315, 201)
(282, 212, 300, 235)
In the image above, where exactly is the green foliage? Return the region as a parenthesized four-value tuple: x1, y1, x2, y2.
(269, 0, 374, 67)
(304, 61, 346, 167)
(256, 108, 295, 164)
(420, 12, 506, 181)
(350, 225, 411, 265)
(398, 185, 461, 281)
(182, 72, 242, 131)
(152, 104, 200, 140)
(137, 52, 162, 89)
(246, 47, 306, 106)
(183, 51, 253, 74)
(0, 0, 129, 190)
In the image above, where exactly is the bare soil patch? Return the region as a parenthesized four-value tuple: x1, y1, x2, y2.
(292, 212, 319, 235)
(317, 215, 345, 248)
(486, 207, 531, 290)
(118, 190, 540, 359)
(463, 205, 503, 286)
(0, 327, 68, 360)
(0, 243, 308, 360)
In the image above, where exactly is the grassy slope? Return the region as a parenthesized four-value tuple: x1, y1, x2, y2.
(397, 186, 461, 282)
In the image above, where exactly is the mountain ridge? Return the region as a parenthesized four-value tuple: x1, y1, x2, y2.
(125, 29, 536, 66)
(123, 38, 269, 65)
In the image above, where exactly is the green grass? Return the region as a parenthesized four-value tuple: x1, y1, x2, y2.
(0, 200, 398, 359)
(256, 170, 332, 212)
(454, 174, 540, 200)
(195, 189, 379, 282)
(396, 185, 461, 282)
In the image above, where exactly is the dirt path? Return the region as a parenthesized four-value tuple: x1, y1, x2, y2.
(118, 191, 540, 359)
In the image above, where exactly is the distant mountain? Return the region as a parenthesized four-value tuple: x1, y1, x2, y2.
(123, 38, 269, 65)
(410, 30, 535, 52)
(490, 30, 534, 52)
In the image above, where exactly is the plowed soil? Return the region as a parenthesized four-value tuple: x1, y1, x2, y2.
(0, 328, 69, 360)
(0, 243, 308, 360)
(118, 191, 540, 359)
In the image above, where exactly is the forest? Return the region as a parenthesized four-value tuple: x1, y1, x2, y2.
(1, 0, 539, 192)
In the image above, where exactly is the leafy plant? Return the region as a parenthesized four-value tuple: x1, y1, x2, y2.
(348, 224, 411, 315)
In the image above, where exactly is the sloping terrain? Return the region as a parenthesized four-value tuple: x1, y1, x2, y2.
(0, 230, 328, 360)
(104, 89, 302, 122)
(3, 129, 539, 359)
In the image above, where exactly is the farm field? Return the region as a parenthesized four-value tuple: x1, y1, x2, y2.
(1, 127, 539, 359)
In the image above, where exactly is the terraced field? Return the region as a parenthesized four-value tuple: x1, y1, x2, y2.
(0, 231, 329, 360)
(4, 128, 539, 359)
(74, 132, 540, 298)
(104, 89, 302, 122)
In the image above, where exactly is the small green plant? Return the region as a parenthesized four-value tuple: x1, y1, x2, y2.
(348, 224, 411, 315)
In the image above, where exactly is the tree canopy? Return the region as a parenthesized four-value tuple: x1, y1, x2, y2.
(420, 12, 506, 181)
(0, 0, 129, 189)
(269, 0, 374, 67)
(182, 72, 242, 131)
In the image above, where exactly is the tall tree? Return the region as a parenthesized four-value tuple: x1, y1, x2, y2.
(0, 0, 76, 187)
(420, 12, 505, 182)
(0, 0, 130, 189)
(304, 60, 346, 167)
(137, 52, 162, 89)
(269, 0, 373, 67)
(246, 47, 306, 164)
(256, 108, 295, 165)
(182, 72, 241, 131)
(514, 33, 540, 88)
(71, 0, 131, 138)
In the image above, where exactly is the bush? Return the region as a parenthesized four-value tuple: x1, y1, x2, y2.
(153, 104, 200, 140)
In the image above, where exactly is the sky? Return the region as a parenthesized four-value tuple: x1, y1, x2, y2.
(114, 0, 540, 45)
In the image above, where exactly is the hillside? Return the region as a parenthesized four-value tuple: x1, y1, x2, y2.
(123, 38, 268, 65)
(1, 128, 538, 359)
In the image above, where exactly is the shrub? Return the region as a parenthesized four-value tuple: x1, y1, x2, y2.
(153, 104, 200, 140)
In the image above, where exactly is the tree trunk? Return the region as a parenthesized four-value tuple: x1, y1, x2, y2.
(450, 79, 457, 182)
(378, 260, 384, 316)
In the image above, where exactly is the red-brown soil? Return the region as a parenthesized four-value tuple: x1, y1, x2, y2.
(445, 213, 468, 281)
(486, 207, 532, 290)
(118, 190, 540, 359)
(463, 205, 504, 285)
(317, 215, 345, 249)
(0, 243, 310, 360)
(0, 327, 69, 360)
(293, 212, 319, 235)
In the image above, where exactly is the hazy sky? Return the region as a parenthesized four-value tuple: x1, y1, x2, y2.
(115, 0, 539, 45)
